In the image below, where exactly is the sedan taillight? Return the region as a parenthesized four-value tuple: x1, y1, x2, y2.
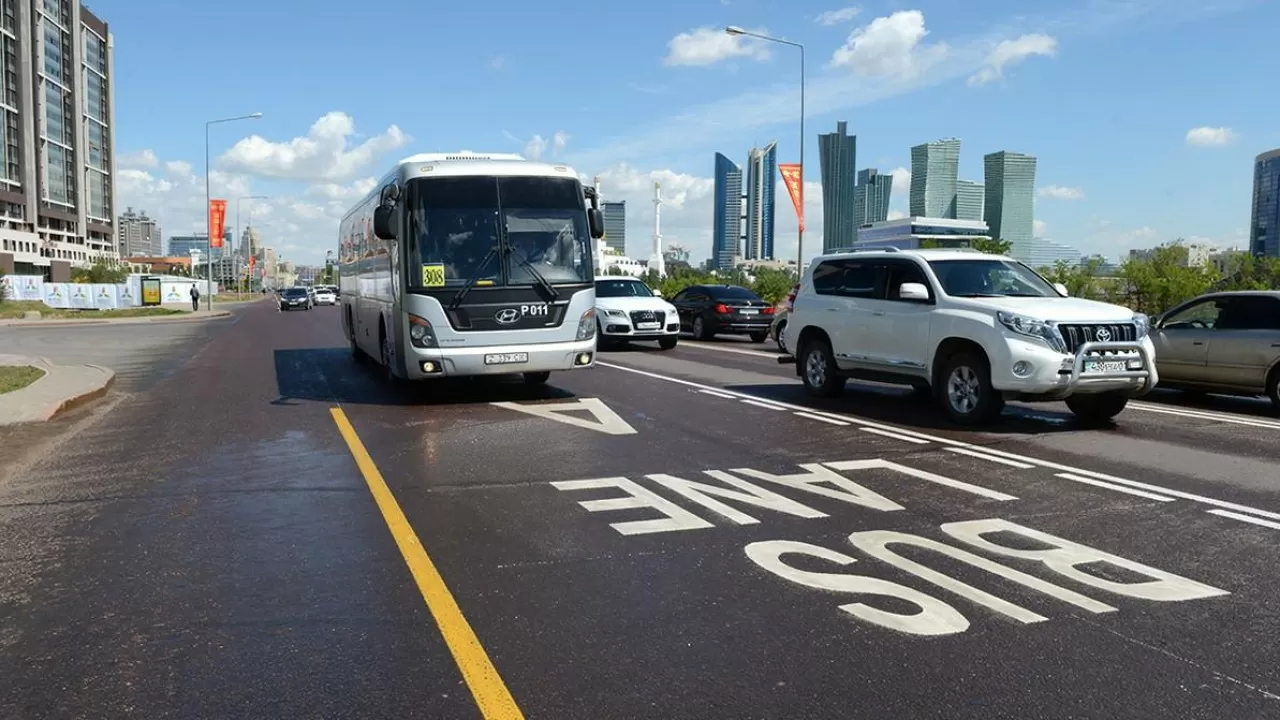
(714, 303, 730, 314)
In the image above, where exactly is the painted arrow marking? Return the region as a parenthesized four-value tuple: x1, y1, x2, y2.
(491, 397, 639, 435)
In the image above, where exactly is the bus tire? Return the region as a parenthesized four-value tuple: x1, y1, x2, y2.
(523, 371, 551, 385)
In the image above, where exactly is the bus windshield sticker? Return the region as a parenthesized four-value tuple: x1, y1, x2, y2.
(421, 263, 447, 287)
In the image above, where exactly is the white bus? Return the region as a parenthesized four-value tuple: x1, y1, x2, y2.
(338, 152, 605, 384)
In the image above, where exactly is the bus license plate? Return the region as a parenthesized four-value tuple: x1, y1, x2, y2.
(485, 352, 529, 365)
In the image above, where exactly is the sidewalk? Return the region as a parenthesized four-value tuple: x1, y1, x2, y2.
(0, 354, 114, 425)
(0, 307, 234, 328)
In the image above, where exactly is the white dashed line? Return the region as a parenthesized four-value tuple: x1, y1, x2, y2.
(741, 399, 785, 411)
(794, 411, 850, 426)
(1054, 473, 1174, 502)
(862, 427, 929, 444)
(946, 447, 1035, 469)
(1206, 509, 1280, 531)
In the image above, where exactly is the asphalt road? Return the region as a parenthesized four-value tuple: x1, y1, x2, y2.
(2, 302, 1279, 719)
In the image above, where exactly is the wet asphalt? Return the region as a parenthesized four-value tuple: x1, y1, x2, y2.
(2, 301, 1279, 719)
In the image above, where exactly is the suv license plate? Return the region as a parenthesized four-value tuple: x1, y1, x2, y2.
(1084, 359, 1126, 374)
(485, 352, 529, 365)
(637, 322, 660, 330)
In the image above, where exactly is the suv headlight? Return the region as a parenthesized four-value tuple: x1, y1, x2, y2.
(576, 308, 596, 340)
(1132, 313, 1150, 339)
(997, 311, 1065, 353)
(603, 308, 626, 318)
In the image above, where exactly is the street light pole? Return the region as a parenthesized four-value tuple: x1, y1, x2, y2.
(726, 26, 805, 273)
(204, 112, 263, 310)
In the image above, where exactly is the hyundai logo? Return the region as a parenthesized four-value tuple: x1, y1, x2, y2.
(494, 308, 521, 324)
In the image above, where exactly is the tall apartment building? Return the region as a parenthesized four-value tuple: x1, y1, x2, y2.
(852, 168, 892, 234)
(955, 180, 985, 221)
(818, 120, 857, 251)
(0, 0, 116, 279)
(168, 231, 229, 259)
(601, 200, 626, 254)
(744, 141, 777, 261)
(983, 150, 1037, 256)
(712, 152, 742, 271)
(1251, 148, 1280, 258)
(909, 139, 960, 219)
(118, 206, 160, 256)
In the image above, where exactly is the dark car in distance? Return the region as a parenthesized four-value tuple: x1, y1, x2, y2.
(670, 284, 775, 342)
(279, 287, 313, 311)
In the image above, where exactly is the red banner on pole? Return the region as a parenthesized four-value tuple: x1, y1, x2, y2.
(209, 199, 228, 248)
(778, 163, 805, 233)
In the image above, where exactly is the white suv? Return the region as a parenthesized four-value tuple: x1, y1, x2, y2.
(594, 276, 681, 350)
(781, 248, 1158, 424)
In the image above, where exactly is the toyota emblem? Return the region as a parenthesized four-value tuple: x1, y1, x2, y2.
(494, 308, 520, 324)
(1095, 327, 1112, 342)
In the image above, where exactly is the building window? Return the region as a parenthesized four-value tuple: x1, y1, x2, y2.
(45, 143, 69, 203)
(85, 71, 106, 123)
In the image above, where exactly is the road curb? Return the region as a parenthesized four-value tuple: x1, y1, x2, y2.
(0, 310, 232, 328)
(43, 365, 115, 421)
(0, 357, 115, 425)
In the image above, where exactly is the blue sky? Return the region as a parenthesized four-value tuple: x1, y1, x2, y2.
(105, 0, 1277, 266)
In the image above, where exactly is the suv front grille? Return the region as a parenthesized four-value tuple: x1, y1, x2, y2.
(630, 310, 665, 326)
(1057, 323, 1137, 353)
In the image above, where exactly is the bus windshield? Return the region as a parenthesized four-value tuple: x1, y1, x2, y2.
(406, 175, 592, 289)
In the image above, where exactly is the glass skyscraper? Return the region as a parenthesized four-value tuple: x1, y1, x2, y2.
(853, 168, 892, 234)
(1251, 148, 1280, 258)
(602, 201, 627, 254)
(745, 141, 777, 261)
(983, 151, 1038, 257)
(819, 121, 857, 251)
(909, 139, 960, 218)
(955, 180, 985, 221)
(713, 153, 743, 270)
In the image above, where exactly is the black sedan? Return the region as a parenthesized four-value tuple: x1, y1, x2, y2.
(279, 287, 313, 311)
(670, 284, 775, 342)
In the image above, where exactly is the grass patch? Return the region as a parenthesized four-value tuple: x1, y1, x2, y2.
(0, 301, 185, 320)
(213, 293, 260, 303)
(0, 365, 45, 394)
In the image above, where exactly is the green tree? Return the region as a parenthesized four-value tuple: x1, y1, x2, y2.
(750, 267, 796, 305)
(971, 237, 1012, 255)
(1116, 240, 1219, 314)
(71, 259, 128, 284)
(1040, 256, 1106, 300)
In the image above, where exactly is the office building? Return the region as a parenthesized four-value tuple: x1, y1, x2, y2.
(602, 200, 626, 254)
(983, 151, 1037, 257)
(240, 226, 260, 261)
(852, 168, 892, 234)
(909, 139, 960, 219)
(0, 1, 117, 279)
(119, 207, 160, 256)
(956, 180, 984, 221)
(818, 121, 857, 251)
(712, 152, 742, 270)
(744, 141, 777, 261)
(1251, 148, 1280, 257)
(168, 231, 230, 260)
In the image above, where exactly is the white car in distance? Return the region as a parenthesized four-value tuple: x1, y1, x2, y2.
(782, 248, 1158, 425)
(594, 276, 680, 350)
(312, 287, 337, 306)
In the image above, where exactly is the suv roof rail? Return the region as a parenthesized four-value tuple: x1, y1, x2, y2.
(841, 245, 900, 253)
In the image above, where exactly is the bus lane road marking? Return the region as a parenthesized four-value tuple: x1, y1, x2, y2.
(595, 360, 1280, 529)
(330, 407, 525, 720)
(549, 458, 1233, 638)
(490, 397, 638, 435)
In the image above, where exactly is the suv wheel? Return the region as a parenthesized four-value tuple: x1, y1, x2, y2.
(774, 320, 788, 353)
(800, 339, 845, 398)
(1065, 393, 1129, 425)
(940, 353, 1003, 424)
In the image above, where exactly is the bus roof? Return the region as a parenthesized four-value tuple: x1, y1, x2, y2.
(389, 152, 580, 182)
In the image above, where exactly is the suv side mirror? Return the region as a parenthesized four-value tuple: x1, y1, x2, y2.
(1053, 282, 1069, 297)
(898, 282, 930, 302)
(652, 288, 663, 298)
(588, 208, 605, 239)
(373, 206, 396, 240)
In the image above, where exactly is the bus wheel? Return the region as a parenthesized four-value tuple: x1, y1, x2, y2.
(380, 327, 400, 384)
(523, 371, 551, 385)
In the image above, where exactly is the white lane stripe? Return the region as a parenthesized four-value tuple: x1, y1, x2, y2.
(862, 427, 929, 444)
(679, 341, 781, 360)
(795, 411, 850, 426)
(1055, 473, 1174, 502)
(946, 447, 1035, 469)
(698, 389, 737, 400)
(1127, 402, 1280, 430)
(595, 360, 1280, 522)
(1207, 509, 1280, 531)
(741, 399, 785, 411)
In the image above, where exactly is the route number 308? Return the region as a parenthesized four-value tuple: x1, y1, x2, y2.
(421, 264, 446, 287)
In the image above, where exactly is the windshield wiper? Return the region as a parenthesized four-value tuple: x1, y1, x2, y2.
(510, 249, 560, 301)
(448, 244, 500, 310)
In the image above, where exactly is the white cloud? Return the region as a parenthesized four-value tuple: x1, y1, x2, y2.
(1184, 126, 1235, 147)
(816, 6, 861, 25)
(829, 10, 949, 82)
(889, 167, 911, 196)
(887, 209, 908, 221)
(1034, 219, 1048, 237)
(119, 149, 158, 169)
(664, 26, 772, 66)
(967, 33, 1057, 86)
(218, 111, 411, 182)
(517, 130, 570, 161)
(552, 130, 570, 156)
(1038, 185, 1085, 200)
(164, 160, 192, 177)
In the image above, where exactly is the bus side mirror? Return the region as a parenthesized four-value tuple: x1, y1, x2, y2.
(373, 206, 397, 240)
(588, 208, 604, 239)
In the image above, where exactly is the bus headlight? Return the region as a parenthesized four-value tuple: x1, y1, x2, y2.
(576, 308, 596, 340)
(408, 314, 438, 349)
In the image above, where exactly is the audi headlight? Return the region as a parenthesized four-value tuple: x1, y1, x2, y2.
(604, 308, 626, 318)
(1132, 313, 1150, 339)
(576, 308, 596, 340)
(407, 314, 437, 349)
(996, 311, 1064, 353)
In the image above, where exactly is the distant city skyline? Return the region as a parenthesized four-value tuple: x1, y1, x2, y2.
(819, 121, 857, 252)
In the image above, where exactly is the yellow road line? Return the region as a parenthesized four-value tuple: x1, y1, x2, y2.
(330, 407, 525, 719)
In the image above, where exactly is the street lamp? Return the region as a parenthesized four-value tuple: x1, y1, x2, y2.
(725, 25, 805, 272)
(204, 112, 263, 310)
(236, 194, 267, 293)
